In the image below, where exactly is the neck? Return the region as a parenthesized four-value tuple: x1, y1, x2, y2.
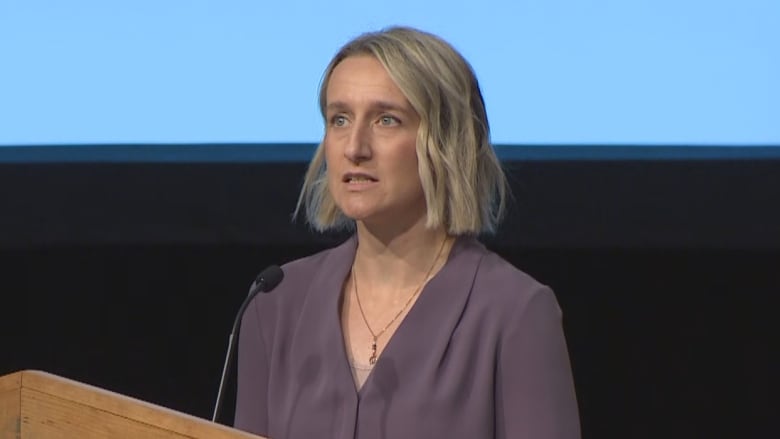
(353, 219, 451, 292)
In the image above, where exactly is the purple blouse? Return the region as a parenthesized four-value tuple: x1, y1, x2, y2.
(234, 236, 580, 438)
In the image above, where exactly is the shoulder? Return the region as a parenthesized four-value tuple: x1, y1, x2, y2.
(253, 236, 355, 308)
(286, 235, 354, 274)
(279, 243, 342, 282)
(460, 237, 560, 318)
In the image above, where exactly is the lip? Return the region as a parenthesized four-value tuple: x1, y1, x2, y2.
(342, 172, 378, 191)
(342, 172, 378, 183)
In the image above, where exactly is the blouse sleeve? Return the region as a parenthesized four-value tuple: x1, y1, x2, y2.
(233, 299, 270, 436)
(495, 286, 581, 439)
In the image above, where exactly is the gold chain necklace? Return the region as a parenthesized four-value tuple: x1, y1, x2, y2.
(352, 236, 449, 365)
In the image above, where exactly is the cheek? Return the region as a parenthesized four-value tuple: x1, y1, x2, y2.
(323, 140, 339, 172)
(322, 144, 342, 197)
(400, 142, 421, 180)
(323, 138, 336, 163)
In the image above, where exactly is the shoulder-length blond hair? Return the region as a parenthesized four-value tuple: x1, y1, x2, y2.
(296, 26, 508, 235)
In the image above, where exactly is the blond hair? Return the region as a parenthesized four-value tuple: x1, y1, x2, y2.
(296, 26, 508, 235)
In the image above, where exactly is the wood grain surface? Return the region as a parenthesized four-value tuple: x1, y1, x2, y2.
(0, 371, 265, 439)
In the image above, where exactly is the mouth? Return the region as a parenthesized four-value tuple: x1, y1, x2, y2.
(343, 173, 378, 183)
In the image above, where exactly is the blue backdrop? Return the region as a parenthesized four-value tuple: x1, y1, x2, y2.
(1, 0, 778, 146)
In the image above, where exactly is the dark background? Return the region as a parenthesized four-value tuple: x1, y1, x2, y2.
(1, 145, 778, 438)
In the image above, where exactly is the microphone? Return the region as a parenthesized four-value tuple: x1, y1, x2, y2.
(212, 265, 284, 423)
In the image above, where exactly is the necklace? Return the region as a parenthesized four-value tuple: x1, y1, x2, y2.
(352, 236, 449, 365)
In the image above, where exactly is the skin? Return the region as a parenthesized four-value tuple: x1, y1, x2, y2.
(324, 55, 425, 232)
(323, 55, 454, 370)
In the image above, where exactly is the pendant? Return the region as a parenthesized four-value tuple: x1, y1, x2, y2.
(369, 339, 377, 365)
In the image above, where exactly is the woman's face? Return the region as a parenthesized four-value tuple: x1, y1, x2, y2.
(323, 55, 425, 229)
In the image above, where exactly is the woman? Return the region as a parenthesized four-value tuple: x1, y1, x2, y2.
(234, 27, 580, 438)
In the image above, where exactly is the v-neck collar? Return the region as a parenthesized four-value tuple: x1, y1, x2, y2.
(304, 235, 486, 399)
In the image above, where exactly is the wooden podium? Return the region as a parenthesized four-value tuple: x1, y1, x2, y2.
(0, 370, 265, 439)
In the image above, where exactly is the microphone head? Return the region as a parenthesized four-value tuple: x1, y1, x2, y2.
(254, 265, 284, 292)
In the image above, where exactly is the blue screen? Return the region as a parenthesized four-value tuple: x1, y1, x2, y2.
(1, 0, 778, 146)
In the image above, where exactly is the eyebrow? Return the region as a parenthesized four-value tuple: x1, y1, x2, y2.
(325, 100, 411, 114)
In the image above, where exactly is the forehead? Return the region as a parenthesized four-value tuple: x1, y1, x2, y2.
(325, 55, 409, 106)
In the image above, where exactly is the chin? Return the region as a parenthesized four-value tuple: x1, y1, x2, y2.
(334, 197, 377, 218)
(338, 208, 376, 223)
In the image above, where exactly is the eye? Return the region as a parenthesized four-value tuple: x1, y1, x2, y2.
(378, 115, 400, 126)
(330, 115, 348, 127)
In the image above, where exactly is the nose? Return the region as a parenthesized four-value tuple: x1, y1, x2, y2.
(344, 122, 372, 164)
